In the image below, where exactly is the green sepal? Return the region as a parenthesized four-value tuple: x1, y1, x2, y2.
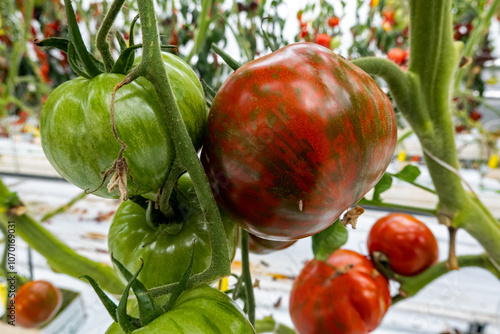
(34, 37, 69, 53)
(211, 43, 242, 70)
(312, 219, 347, 261)
(201, 79, 216, 108)
(116, 259, 144, 332)
(116, 32, 128, 52)
(112, 256, 164, 326)
(80, 275, 118, 323)
(145, 201, 160, 229)
(67, 42, 91, 79)
(163, 242, 195, 312)
(126, 15, 140, 71)
(112, 44, 143, 74)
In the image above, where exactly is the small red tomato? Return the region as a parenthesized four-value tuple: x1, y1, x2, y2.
(248, 233, 296, 254)
(382, 10, 395, 25)
(469, 110, 482, 121)
(300, 26, 308, 38)
(290, 249, 391, 334)
(455, 124, 466, 133)
(367, 213, 439, 276)
(15, 280, 63, 328)
(328, 16, 340, 27)
(387, 47, 406, 65)
(315, 33, 331, 48)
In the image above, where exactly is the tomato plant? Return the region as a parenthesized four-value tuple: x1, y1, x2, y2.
(289, 249, 391, 334)
(368, 213, 439, 276)
(109, 174, 239, 289)
(40, 52, 206, 199)
(105, 284, 255, 334)
(14, 280, 62, 328)
(202, 42, 397, 241)
(248, 233, 296, 254)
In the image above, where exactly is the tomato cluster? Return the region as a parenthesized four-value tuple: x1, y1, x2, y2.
(290, 213, 439, 334)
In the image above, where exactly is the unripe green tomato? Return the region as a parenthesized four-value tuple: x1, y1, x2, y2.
(108, 174, 239, 289)
(41, 53, 206, 198)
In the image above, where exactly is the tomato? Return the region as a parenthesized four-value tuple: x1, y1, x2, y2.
(248, 233, 296, 254)
(328, 16, 340, 27)
(314, 33, 331, 48)
(14, 280, 63, 328)
(106, 285, 255, 333)
(367, 213, 439, 276)
(40, 53, 206, 199)
(469, 110, 482, 121)
(108, 174, 239, 289)
(289, 249, 391, 334)
(387, 47, 406, 65)
(201, 43, 396, 241)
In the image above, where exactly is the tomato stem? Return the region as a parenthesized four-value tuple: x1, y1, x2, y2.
(134, 0, 231, 296)
(358, 198, 437, 217)
(240, 230, 256, 326)
(96, 0, 125, 71)
(396, 253, 500, 302)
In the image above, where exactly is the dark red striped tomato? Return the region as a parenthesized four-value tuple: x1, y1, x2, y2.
(289, 249, 391, 334)
(201, 43, 396, 241)
(248, 233, 296, 254)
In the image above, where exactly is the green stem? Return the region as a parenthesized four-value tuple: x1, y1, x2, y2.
(185, 0, 213, 64)
(0, 180, 124, 294)
(40, 191, 87, 222)
(358, 198, 437, 216)
(386, 172, 437, 194)
(135, 0, 231, 297)
(96, 0, 126, 71)
(63, 0, 101, 77)
(397, 253, 500, 299)
(240, 230, 256, 326)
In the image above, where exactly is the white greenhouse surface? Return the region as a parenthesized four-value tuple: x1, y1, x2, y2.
(1, 163, 500, 334)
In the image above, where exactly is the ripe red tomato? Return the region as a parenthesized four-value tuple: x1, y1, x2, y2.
(469, 110, 482, 121)
(314, 33, 331, 48)
(367, 213, 439, 276)
(328, 16, 340, 27)
(387, 47, 406, 65)
(202, 43, 397, 241)
(289, 249, 391, 334)
(14, 280, 63, 328)
(248, 233, 296, 254)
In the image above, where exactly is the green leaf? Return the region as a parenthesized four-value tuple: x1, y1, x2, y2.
(255, 316, 275, 333)
(312, 219, 348, 261)
(393, 165, 421, 183)
(372, 173, 393, 202)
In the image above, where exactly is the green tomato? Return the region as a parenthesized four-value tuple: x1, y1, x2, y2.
(106, 285, 255, 334)
(40, 53, 206, 198)
(108, 174, 239, 289)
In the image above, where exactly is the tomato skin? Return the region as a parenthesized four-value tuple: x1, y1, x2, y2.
(201, 43, 397, 241)
(108, 174, 239, 289)
(328, 16, 340, 27)
(15, 281, 63, 328)
(106, 285, 255, 333)
(41, 53, 206, 199)
(367, 213, 439, 276)
(289, 249, 391, 334)
(248, 233, 296, 254)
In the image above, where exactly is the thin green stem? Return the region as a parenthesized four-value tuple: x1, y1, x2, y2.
(40, 191, 87, 222)
(63, 0, 101, 77)
(386, 172, 437, 195)
(96, 0, 126, 71)
(136, 0, 231, 296)
(397, 253, 500, 299)
(240, 230, 256, 326)
(358, 198, 437, 216)
(185, 0, 213, 63)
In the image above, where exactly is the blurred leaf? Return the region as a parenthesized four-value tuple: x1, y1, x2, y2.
(393, 165, 421, 183)
(312, 219, 348, 261)
(372, 173, 393, 202)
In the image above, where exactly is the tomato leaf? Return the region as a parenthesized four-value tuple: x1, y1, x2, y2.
(393, 165, 421, 182)
(312, 219, 348, 261)
(371, 173, 393, 202)
(80, 275, 118, 323)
